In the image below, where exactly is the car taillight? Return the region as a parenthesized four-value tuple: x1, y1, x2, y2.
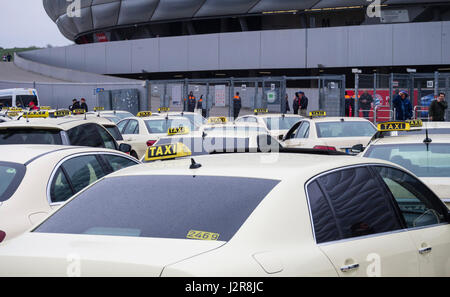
(0, 230, 6, 243)
(313, 145, 337, 151)
(147, 140, 157, 147)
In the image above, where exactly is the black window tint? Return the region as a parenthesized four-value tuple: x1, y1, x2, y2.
(34, 176, 279, 241)
(50, 168, 74, 203)
(0, 129, 62, 145)
(0, 162, 26, 202)
(102, 154, 138, 172)
(96, 126, 117, 150)
(317, 167, 402, 240)
(295, 122, 310, 139)
(62, 155, 107, 193)
(105, 126, 123, 141)
(307, 181, 340, 243)
(375, 166, 448, 228)
(123, 120, 138, 134)
(67, 124, 104, 148)
(0, 97, 12, 108)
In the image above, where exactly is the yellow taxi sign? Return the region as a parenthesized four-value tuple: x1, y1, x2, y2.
(94, 107, 105, 112)
(254, 108, 268, 114)
(207, 117, 227, 124)
(377, 121, 410, 132)
(6, 112, 19, 117)
(168, 126, 190, 136)
(309, 110, 326, 117)
(406, 119, 423, 128)
(137, 111, 152, 117)
(72, 109, 86, 115)
(144, 142, 192, 162)
(9, 107, 23, 112)
(158, 107, 170, 112)
(23, 111, 49, 118)
(39, 106, 52, 110)
(53, 110, 71, 117)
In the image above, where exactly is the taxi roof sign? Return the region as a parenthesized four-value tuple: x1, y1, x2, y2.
(158, 107, 170, 112)
(377, 121, 410, 132)
(94, 107, 105, 112)
(144, 142, 192, 162)
(52, 110, 71, 117)
(406, 119, 423, 128)
(207, 117, 227, 124)
(9, 107, 23, 112)
(168, 126, 190, 136)
(23, 111, 49, 118)
(137, 111, 152, 117)
(72, 109, 86, 115)
(39, 106, 52, 110)
(254, 108, 268, 114)
(309, 111, 326, 117)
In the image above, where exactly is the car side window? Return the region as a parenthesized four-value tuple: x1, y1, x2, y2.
(123, 120, 139, 135)
(295, 122, 310, 139)
(309, 166, 402, 242)
(117, 120, 129, 134)
(67, 124, 104, 148)
(102, 154, 138, 172)
(96, 126, 117, 150)
(49, 168, 74, 203)
(375, 166, 448, 228)
(61, 155, 107, 194)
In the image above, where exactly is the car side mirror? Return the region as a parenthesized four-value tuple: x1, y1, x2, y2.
(0, 230, 6, 243)
(351, 144, 365, 154)
(119, 143, 132, 154)
(278, 134, 284, 141)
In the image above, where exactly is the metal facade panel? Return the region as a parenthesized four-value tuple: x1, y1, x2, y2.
(348, 24, 393, 67)
(106, 41, 133, 74)
(151, 0, 205, 21)
(66, 45, 86, 72)
(260, 29, 306, 68)
(307, 26, 349, 68)
(443, 22, 450, 64)
(84, 43, 107, 74)
(219, 31, 261, 70)
(131, 38, 160, 73)
(159, 36, 189, 72)
(249, 0, 318, 13)
(188, 34, 220, 71)
(392, 22, 442, 66)
(91, 1, 121, 29)
(195, 0, 260, 17)
(117, 0, 158, 24)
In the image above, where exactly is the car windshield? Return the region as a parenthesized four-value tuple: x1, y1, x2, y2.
(316, 121, 377, 138)
(103, 116, 121, 124)
(34, 175, 279, 241)
(365, 143, 450, 177)
(0, 129, 63, 145)
(145, 118, 193, 134)
(16, 95, 38, 108)
(0, 162, 26, 202)
(263, 117, 301, 130)
(114, 112, 134, 120)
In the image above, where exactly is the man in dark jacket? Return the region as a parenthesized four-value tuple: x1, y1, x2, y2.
(393, 90, 413, 121)
(345, 92, 354, 117)
(359, 91, 373, 118)
(69, 99, 81, 111)
(292, 92, 299, 115)
(284, 94, 290, 113)
(187, 91, 196, 112)
(233, 92, 242, 120)
(80, 98, 88, 112)
(299, 92, 308, 117)
(196, 95, 207, 118)
(429, 92, 448, 121)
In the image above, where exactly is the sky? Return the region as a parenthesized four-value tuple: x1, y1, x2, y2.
(0, 0, 73, 49)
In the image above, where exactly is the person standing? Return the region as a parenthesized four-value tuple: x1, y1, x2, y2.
(345, 92, 354, 117)
(299, 91, 308, 117)
(359, 91, 373, 118)
(69, 99, 81, 111)
(393, 90, 413, 121)
(80, 98, 89, 112)
(284, 94, 290, 113)
(186, 91, 196, 113)
(233, 92, 242, 120)
(429, 92, 448, 122)
(6, 53, 12, 62)
(197, 95, 207, 118)
(292, 92, 300, 115)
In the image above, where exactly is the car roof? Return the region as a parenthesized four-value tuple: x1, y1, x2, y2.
(109, 153, 393, 181)
(371, 133, 450, 145)
(0, 117, 114, 130)
(204, 122, 265, 128)
(307, 117, 375, 123)
(0, 145, 123, 165)
(246, 113, 303, 119)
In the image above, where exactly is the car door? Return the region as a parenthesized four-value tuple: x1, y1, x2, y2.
(283, 121, 310, 148)
(307, 165, 419, 276)
(374, 166, 450, 276)
(121, 119, 146, 157)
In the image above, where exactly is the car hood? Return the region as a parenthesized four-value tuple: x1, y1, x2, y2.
(0, 233, 224, 276)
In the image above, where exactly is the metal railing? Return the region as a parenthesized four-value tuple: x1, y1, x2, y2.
(374, 105, 394, 123)
(413, 106, 429, 121)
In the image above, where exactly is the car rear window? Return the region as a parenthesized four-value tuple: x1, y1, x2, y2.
(145, 119, 193, 134)
(0, 162, 26, 202)
(0, 128, 62, 145)
(316, 121, 377, 138)
(34, 175, 279, 241)
(264, 117, 301, 130)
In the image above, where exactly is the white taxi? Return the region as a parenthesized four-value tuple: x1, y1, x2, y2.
(0, 150, 448, 276)
(117, 112, 196, 159)
(0, 145, 139, 241)
(235, 112, 303, 139)
(282, 111, 377, 154)
(360, 121, 450, 208)
(85, 109, 134, 124)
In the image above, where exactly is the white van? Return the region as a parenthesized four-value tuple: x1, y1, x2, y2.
(0, 88, 39, 109)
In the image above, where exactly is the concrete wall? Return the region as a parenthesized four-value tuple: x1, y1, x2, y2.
(20, 21, 450, 75)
